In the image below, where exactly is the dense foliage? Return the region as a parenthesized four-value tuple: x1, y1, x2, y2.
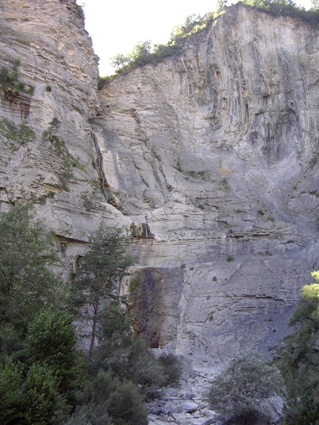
(277, 271, 319, 425)
(241, 0, 319, 24)
(208, 351, 284, 422)
(0, 204, 61, 341)
(0, 205, 182, 424)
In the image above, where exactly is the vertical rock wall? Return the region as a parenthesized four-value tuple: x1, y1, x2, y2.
(0, 0, 130, 279)
(1, 2, 319, 364)
(94, 5, 319, 364)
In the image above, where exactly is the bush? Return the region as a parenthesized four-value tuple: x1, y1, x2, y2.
(93, 303, 166, 391)
(23, 363, 66, 425)
(66, 402, 114, 425)
(223, 409, 271, 425)
(107, 379, 148, 425)
(276, 271, 319, 424)
(0, 359, 24, 425)
(158, 353, 182, 386)
(0, 59, 34, 95)
(68, 370, 147, 425)
(241, 0, 319, 25)
(26, 310, 86, 405)
(0, 204, 60, 337)
(0, 359, 66, 425)
(208, 351, 284, 420)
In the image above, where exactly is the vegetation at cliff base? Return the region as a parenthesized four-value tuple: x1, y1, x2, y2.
(208, 350, 284, 424)
(69, 225, 133, 360)
(276, 270, 319, 425)
(0, 204, 61, 338)
(0, 204, 182, 425)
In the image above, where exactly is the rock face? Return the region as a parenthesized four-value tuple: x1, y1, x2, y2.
(93, 5, 319, 364)
(0, 0, 130, 279)
(1, 2, 319, 364)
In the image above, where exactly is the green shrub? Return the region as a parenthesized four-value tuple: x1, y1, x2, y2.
(0, 359, 24, 425)
(0, 118, 35, 150)
(94, 304, 166, 391)
(241, 0, 319, 25)
(158, 353, 182, 386)
(69, 370, 147, 425)
(208, 351, 284, 420)
(276, 271, 319, 424)
(26, 310, 86, 404)
(222, 409, 271, 425)
(97, 76, 114, 90)
(107, 379, 148, 425)
(0, 359, 66, 425)
(0, 59, 34, 95)
(109, 12, 217, 76)
(23, 363, 66, 425)
(66, 402, 114, 425)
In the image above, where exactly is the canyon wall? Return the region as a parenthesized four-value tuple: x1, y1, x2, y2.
(1, 1, 319, 365)
(0, 0, 130, 278)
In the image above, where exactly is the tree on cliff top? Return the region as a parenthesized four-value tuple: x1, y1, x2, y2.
(70, 224, 133, 360)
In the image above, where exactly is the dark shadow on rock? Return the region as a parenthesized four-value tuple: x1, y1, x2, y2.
(223, 410, 271, 425)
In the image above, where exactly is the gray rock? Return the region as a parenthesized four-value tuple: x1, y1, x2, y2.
(1, 1, 318, 366)
(163, 401, 183, 414)
(202, 418, 217, 425)
(181, 401, 199, 413)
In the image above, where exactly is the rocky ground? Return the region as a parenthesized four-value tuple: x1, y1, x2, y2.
(147, 357, 284, 425)
(147, 363, 220, 425)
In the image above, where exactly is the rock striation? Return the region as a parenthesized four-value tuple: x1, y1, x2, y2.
(0, 0, 130, 279)
(93, 5, 319, 364)
(1, 1, 319, 364)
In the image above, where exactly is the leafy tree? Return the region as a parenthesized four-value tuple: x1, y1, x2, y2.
(111, 53, 131, 71)
(0, 204, 60, 338)
(208, 351, 284, 422)
(277, 271, 319, 425)
(130, 40, 152, 66)
(107, 379, 148, 425)
(26, 309, 86, 405)
(71, 224, 132, 360)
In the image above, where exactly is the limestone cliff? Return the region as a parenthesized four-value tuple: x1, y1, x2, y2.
(0, 0, 130, 278)
(1, 1, 319, 365)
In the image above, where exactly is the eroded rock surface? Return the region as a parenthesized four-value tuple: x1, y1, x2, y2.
(94, 5, 319, 363)
(0, 0, 130, 279)
(1, 2, 319, 364)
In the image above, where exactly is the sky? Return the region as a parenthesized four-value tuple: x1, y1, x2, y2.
(78, 0, 313, 76)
